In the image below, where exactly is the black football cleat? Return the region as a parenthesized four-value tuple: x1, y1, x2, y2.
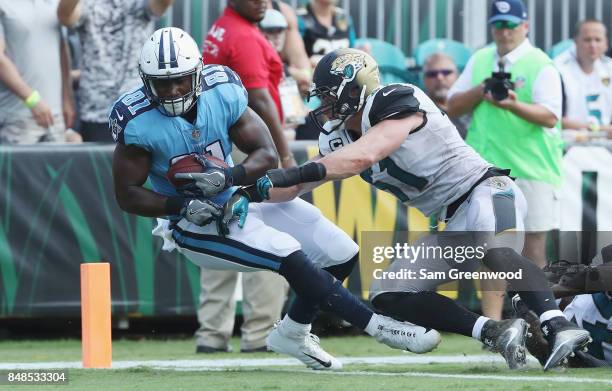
(511, 295, 548, 366)
(481, 318, 528, 369)
(541, 316, 592, 371)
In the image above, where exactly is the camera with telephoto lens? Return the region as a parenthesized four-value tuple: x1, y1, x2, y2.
(484, 61, 515, 101)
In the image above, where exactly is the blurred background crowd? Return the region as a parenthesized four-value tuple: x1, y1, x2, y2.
(3, 0, 612, 146)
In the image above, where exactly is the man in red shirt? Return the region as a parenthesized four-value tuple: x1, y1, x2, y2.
(203, 0, 294, 167)
(197, 0, 294, 355)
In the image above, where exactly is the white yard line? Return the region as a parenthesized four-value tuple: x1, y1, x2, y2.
(0, 354, 510, 370)
(0, 355, 609, 385)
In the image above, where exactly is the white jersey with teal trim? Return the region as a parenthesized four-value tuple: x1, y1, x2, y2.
(564, 292, 612, 362)
(319, 84, 491, 217)
(108, 65, 248, 205)
(555, 46, 612, 127)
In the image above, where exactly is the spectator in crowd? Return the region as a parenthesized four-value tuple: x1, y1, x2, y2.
(198, 0, 292, 354)
(422, 53, 467, 138)
(204, 0, 294, 167)
(447, 0, 563, 320)
(0, 0, 77, 144)
(555, 19, 612, 137)
(260, 9, 308, 136)
(297, 0, 356, 68)
(57, 0, 173, 142)
(295, 0, 356, 140)
(267, 0, 311, 95)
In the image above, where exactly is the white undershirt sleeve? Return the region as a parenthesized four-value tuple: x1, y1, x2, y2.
(531, 64, 563, 121)
(447, 56, 476, 100)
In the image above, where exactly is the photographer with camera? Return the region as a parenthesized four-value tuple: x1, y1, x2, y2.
(447, 0, 563, 321)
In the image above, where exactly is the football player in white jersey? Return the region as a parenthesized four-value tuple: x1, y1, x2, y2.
(234, 48, 591, 370)
(111, 29, 442, 371)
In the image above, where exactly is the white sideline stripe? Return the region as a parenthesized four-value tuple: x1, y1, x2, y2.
(0, 355, 609, 384)
(0, 354, 512, 370)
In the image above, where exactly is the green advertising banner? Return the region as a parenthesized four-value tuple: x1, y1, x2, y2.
(1, 143, 610, 317)
(0, 144, 202, 317)
(0, 143, 424, 317)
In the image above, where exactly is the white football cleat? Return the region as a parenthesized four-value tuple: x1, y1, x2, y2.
(266, 323, 342, 370)
(372, 315, 442, 353)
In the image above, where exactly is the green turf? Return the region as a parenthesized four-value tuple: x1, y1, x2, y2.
(9, 366, 612, 391)
(0, 333, 485, 362)
(1, 335, 610, 391)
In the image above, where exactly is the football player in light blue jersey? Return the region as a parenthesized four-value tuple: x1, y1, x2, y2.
(110, 65, 245, 207)
(109, 27, 441, 371)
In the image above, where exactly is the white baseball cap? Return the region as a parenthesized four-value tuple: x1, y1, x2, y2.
(260, 9, 288, 31)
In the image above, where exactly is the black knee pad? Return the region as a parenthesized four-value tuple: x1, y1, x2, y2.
(483, 247, 542, 273)
(323, 253, 358, 281)
(483, 247, 549, 291)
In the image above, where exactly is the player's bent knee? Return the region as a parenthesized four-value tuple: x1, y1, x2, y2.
(315, 225, 359, 263)
(482, 247, 522, 272)
(323, 253, 358, 281)
(482, 247, 548, 290)
(278, 250, 336, 302)
(482, 247, 519, 270)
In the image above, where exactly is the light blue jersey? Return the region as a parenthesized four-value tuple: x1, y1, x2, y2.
(108, 65, 248, 206)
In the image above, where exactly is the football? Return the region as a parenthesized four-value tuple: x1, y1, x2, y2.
(166, 153, 228, 187)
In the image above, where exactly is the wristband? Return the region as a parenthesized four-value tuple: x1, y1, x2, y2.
(230, 164, 246, 185)
(165, 196, 187, 215)
(24, 90, 41, 109)
(238, 185, 264, 203)
(299, 161, 327, 183)
(266, 162, 327, 188)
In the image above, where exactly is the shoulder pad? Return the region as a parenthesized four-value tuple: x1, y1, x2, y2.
(201, 64, 245, 92)
(108, 87, 155, 144)
(367, 84, 421, 127)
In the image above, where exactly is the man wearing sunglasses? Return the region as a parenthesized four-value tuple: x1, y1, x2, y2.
(422, 53, 466, 138)
(447, 0, 563, 322)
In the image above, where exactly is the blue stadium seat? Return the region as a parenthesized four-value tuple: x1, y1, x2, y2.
(354, 38, 416, 84)
(413, 39, 472, 71)
(548, 39, 574, 59)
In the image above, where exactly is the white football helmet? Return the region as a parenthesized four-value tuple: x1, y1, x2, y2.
(139, 27, 203, 116)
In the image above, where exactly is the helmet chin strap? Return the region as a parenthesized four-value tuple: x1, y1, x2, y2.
(357, 85, 367, 113)
(336, 78, 348, 101)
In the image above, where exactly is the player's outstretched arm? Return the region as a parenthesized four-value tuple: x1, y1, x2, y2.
(229, 107, 279, 185)
(260, 112, 424, 201)
(113, 143, 175, 217)
(317, 113, 424, 179)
